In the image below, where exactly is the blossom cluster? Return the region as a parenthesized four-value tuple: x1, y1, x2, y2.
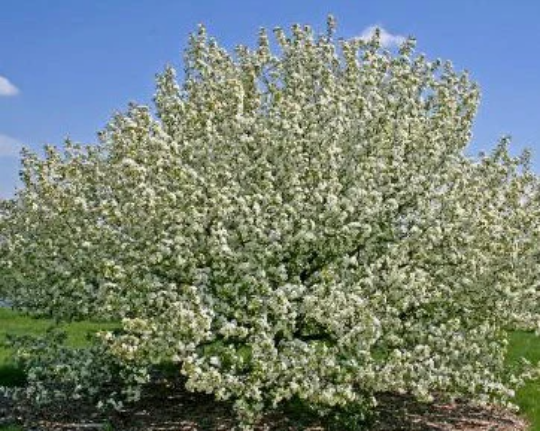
(1, 18, 539, 428)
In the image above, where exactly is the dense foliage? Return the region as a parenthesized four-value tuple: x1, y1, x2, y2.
(1, 18, 540, 428)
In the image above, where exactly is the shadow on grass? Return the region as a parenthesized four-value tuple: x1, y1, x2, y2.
(0, 363, 25, 388)
(0, 363, 24, 431)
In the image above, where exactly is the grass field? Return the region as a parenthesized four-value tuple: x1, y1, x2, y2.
(0, 308, 539, 430)
(0, 307, 117, 389)
(508, 331, 540, 430)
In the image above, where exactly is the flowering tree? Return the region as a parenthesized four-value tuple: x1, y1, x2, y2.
(1, 18, 540, 427)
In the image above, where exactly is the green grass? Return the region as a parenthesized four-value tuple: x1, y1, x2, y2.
(0, 307, 117, 372)
(0, 308, 539, 430)
(0, 308, 116, 370)
(0, 307, 116, 350)
(507, 331, 540, 431)
(0, 307, 117, 430)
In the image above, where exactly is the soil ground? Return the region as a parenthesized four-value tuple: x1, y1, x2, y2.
(0, 378, 528, 431)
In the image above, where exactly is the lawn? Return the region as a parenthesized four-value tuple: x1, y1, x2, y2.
(0, 307, 117, 431)
(0, 308, 539, 430)
(508, 331, 540, 431)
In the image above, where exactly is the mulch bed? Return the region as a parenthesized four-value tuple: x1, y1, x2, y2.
(0, 377, 528, 431)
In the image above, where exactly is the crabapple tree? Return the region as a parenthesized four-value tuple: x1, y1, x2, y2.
(1, 18, 540, 427)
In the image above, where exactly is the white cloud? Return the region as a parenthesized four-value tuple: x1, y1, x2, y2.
(0, 75, 19, 96)
(359, 25, 406, 48)
(0, 134, 23, 157)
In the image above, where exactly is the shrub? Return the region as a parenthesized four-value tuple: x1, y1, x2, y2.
(1, 18, 540, 428)
(3, 328, 146, 409)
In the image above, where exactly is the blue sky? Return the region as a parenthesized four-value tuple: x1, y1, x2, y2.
(1, 0, 540, 198)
